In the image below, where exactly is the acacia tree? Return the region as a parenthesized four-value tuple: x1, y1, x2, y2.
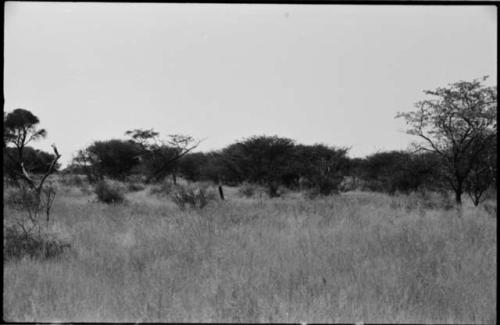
(397, 76, 497, 205)
(70, 148, 103, 183)
(222, 135, 296, 197)
(85, 139, 143, 180)
(4, 109, 48, 174)
(360, 151, 443, 194)
(4, 108, 61, 234)
(125, 129, 201, 183)
(294, 144, 350, 195)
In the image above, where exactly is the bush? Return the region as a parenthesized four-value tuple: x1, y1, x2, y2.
(4, 186, 40, 211)
(127, 182, 146, 192)
(94, 180, 125, 204)
(339, 176, 358, 192)
(316, 178, 342, 196)
(305, 187, 322, 200)
(483, 201, 497, 216)
(304, 182, 341, 199)
(124, 174, 145, 183)
(149, 181, 176, 196)
(58, 174, 95, 195)
(304, 188, 316, 200)
(79, 184, 93, 195)
(238, 183, 268, 198)
(238, 183, 255, 198)
(3, 225, 71, 261)
(170, 183, 217, 209)
(59, 174, 85, 187)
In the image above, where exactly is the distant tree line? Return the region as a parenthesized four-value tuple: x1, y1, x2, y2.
(63, 133, 352, 197)
(5, 77, 497, 206)
(58, 130, 495, 204)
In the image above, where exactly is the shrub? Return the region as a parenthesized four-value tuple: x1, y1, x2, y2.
(305, 187, 321, 200)
(59, 174, 85, 187)
(238, 183, 268, 198)
(316, 178, 342, 196)
(58, 174, 95, 195)
(238, 183, 256, 198)
(94, 180, 125, 204)
(4, 186, 40, 211)
(124, 174, 145, 183)
(127, 182, 146, 192)
(304, 182, 341, 199)
(79, 184, 93, 195)
(170, 183, 217, 209)
(3, 225, 71, 261)
(482, 200, 497, 216)
(4, 183, 58, 233)
(149, 181, 176, 196)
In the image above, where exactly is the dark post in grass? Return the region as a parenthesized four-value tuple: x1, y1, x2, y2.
(218, 176, 225, 200)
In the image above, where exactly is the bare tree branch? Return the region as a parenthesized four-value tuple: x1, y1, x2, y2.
(36, 144, 62, 193)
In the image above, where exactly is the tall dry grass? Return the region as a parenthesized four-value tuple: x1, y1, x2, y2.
(3, 181, 497, 323)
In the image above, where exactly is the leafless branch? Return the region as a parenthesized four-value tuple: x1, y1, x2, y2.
(36, 144, 62, 193)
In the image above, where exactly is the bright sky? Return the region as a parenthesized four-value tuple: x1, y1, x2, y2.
(4, 2, 497, 167)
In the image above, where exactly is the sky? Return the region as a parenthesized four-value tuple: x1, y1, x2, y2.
(4, 2, 497, 167)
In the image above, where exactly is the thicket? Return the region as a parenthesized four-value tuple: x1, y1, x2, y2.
(65, 134, 497, 204)
(56, 77, 497, 204)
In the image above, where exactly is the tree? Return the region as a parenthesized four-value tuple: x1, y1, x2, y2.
(124, 128, 160, 150)
(361, 150, 443, 194)
(199, 151, 232, 184)
(4, 109, 47, 177)
(178, 152, 209, 182)
(82, 139, 143, 180)
(3, 108, 61, 236)
(4, 108, 61, 193)
(397, 76, 497, 205)
(164, 134, 198, 184)
(222, 135, 296, 197)
(125, 129, 201, 183)
(294, 144, 350, 195)
(70, 148, 104, 183)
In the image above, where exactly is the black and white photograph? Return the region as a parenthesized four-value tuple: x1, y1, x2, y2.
(3, 2, 497, 323)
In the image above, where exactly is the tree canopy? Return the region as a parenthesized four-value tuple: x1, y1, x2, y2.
(397, 76, 497, 204)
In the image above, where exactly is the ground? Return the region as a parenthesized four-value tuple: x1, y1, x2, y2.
(3, 179, 497, 323)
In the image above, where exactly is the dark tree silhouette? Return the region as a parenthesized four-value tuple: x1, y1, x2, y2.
(81, 139, 143, 180)
(222, 135, 296, 197)
(125, 129, 201, 183)
(293, 144, 350, 195)
(3, 108, 61, 193)
(397, 76, 497, 205)
(361, 151, 442, 194)
(3, 108, 61, 234)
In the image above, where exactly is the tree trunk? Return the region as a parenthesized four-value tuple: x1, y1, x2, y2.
(455, 183, 463, 205)
(172, 172, 177, 185)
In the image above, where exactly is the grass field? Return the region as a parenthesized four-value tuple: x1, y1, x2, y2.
(3, 180, 497, 323)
